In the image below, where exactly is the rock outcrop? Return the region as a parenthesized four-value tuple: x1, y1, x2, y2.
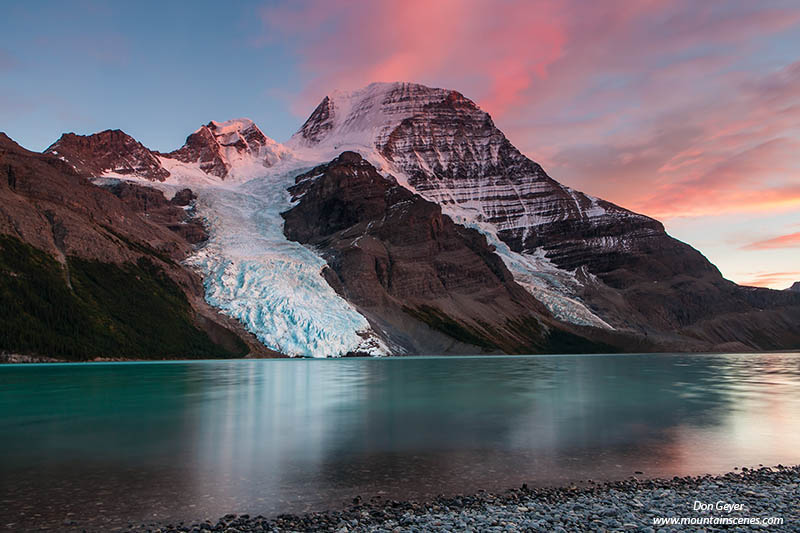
(282, 152, 613, 354)
(46, 129, 170, 181)
(99, 182, 208, 245)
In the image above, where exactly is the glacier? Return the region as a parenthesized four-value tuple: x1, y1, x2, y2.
(98, 123, 389, 357)
(185, 172, 388, 357)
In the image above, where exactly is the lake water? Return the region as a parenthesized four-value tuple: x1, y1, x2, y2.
(1, 352, 799, 530)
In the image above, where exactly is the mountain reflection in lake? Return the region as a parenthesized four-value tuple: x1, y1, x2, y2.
(1, 352, 799, 531)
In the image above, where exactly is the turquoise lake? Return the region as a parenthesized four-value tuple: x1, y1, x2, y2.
(1, 352, 799, 530)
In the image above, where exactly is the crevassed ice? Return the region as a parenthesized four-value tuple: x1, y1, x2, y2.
(107, 154, 387, 357)
(184, 168, 387, 357)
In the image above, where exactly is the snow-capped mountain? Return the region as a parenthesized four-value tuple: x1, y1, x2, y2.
(290, 83, 705, 269)
(289, 82, 640, 252)
(37, 82, 800, 356)
(288, 82, 722, 331)
(166, 119, 290, 180)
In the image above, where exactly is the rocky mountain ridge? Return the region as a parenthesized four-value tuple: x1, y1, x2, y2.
(47, 119, 289, 183)
(46, 129, 170, 182)
(0, 133, 275, 359)
(166, 119, 289, 179)
(4, 81, 799, 357)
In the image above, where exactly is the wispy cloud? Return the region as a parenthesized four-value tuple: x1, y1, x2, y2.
(254, 0, 800, 288)
(738, 270, 800, 288)
(743, 231, 800, 250)
(259, 0, 568, 115)
(257, 0, 800, 219)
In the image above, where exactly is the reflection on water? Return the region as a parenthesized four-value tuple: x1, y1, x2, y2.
(1, 353, 799, 530)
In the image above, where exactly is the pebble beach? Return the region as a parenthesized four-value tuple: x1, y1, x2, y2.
(127, 465, 799, 532)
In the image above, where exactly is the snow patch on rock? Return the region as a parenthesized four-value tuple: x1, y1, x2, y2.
(425, 199, 614, 330)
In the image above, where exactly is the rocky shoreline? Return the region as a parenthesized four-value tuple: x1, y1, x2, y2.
(127, 465, 799, 532)
(0, 353, 168, 364)
(0, 352, 64, 363)
(0, 353, 287, 364)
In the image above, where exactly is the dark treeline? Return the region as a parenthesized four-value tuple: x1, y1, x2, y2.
(0, 235, 245, 360)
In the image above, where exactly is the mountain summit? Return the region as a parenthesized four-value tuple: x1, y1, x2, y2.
(167, 119, 289, 180)
(46, 129, 170, 181)
(48, 118, 290, 183)
(288, 83, 760, 334)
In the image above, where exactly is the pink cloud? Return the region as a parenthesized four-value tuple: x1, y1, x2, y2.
(632, 137, 800, 218)
(532, 53, 800, 219)
(743, 231, 800, 250)
(255, 0, 800, 287)
(257, 2, 800, 216)
(259, 0, 567, 115)
(737, 271, 800, 288)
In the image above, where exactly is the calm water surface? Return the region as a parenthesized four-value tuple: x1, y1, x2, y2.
(1, 352, 799, 530)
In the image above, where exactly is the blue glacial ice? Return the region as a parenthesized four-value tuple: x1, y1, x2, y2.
(185, 169, 386, 357)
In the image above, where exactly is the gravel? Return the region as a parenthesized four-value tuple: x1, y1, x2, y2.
(128, 465, 800, 532)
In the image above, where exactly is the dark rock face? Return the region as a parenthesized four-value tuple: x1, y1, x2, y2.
(788, 282, 800, 293)
(296, 96, 334, 144)
(101, 182, 208, 245)
(45, 129, 170, 181)
(2, 133, 177, 263)
(282, 152, 613, 354)
(170, 187, 196, 206)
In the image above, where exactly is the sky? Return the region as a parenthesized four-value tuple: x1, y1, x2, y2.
(1, 0, 798, 289)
